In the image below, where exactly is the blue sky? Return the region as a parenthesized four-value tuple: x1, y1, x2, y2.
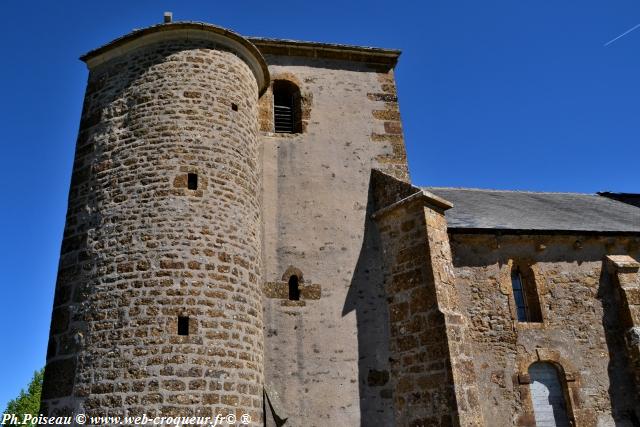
(1, 0, 639, 410)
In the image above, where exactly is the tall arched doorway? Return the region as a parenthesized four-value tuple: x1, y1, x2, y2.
(528, 362, 570, 427)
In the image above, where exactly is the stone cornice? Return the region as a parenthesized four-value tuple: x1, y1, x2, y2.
(247, 37, 401, 68)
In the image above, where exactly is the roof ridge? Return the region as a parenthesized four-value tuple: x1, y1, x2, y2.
(424, 186, 598, 196)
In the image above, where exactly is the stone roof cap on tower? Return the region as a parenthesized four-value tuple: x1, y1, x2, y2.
(80, 22, 270, 95)
(247, 37, 401, 68)
(425, 187, 640, 234)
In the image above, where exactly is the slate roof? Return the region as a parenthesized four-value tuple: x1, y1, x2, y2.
(424, 187, 640, 234)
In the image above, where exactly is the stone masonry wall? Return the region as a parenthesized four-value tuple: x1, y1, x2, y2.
(259, 56, 409, 426)
(450, 233, 640, 426)
(41, 39, 264, 423)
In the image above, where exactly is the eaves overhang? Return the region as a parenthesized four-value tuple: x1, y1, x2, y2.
(248, 37, 401, 69)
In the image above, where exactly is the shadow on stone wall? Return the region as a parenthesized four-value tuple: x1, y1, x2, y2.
(598, 266, 640, 426)
(342, 184, 395, 427)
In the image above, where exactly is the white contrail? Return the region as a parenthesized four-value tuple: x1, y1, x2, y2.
(604, 22, 640, 46)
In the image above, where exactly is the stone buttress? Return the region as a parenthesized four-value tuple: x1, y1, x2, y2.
(606, 255, 640, 402)
(371, 170, 484, 427)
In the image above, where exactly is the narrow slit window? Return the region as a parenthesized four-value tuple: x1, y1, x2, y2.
(273, 80, 302, 134)
(511, 269, 528, 321)
(187, 173, 198, 190)
(288, 275, 300, 301)
(178, 316, 189, 336)
(511, 266, 542, 322)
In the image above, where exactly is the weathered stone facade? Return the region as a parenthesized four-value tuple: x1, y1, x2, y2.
(450, 234, 640, 426)
(42, 18, 640, 427)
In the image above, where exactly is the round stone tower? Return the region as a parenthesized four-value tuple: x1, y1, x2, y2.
(41, 21, 269, 423)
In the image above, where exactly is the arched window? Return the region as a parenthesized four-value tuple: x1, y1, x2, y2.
(511, 266, 542, 322)
(273, 80, 302, 134)
(288, 275, 300, 301)
(528, 362, 571, 427)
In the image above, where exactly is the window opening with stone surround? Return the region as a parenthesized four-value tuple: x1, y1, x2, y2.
(177, 316, 190, 336)
(187, 173, 198, 190)
(511, 266, 542, 323)
(288, 275, 300, 301)
(273, 80, 302, 134)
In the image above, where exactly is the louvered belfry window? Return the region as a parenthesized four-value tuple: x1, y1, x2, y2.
(274, 96, 294, 133)
(273, 80, 301, 134)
